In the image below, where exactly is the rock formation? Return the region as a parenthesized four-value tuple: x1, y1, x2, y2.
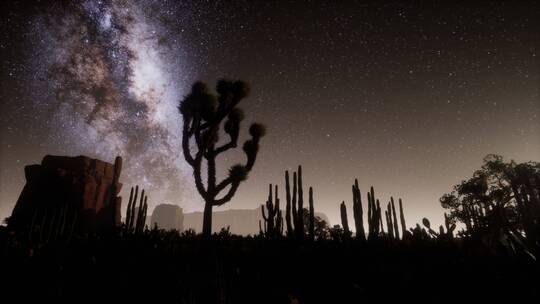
(150, 204, 183, 231)
(9, 155, 123, 234)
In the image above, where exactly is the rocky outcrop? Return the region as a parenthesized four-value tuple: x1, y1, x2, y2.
(183, 208, 330, 235)
(150, 204, 183, 231)
(9, 155, 123, 234)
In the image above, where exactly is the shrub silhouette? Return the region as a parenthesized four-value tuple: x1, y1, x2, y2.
(179, 80, 265, 237)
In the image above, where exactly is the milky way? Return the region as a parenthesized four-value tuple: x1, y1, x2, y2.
(25, 0, 197, 210)
(2, 1, 538, 227)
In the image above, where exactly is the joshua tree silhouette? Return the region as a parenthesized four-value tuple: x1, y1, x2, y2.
(179, 80, 266, 237)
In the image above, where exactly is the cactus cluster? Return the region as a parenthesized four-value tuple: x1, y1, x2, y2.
(352, 180, 365, 240)
(283, 166, 316, 240)
(260, 184, 283, 238)
(340, 181, 410, 241)
(383, 198, 400, 240)
(340, 201, 350, 234)
(124, 185, 148, 235)
(259, 166, 316, 240)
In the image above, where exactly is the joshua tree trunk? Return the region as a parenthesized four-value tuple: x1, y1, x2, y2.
(203, 202, 213, 236)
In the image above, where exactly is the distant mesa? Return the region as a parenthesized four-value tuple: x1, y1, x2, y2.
(183, 208, 330, 235)
(151, 204, 183, 231)
(9, 155, 123, 234)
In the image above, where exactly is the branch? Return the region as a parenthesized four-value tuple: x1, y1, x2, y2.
(192, 159, 207, 198)
(213, 141, 236, 155)
(213, 181, 241, 206)
(215, 176, 233, 194)
(182, 118, 195, 166)
(186, 115, 207, 197)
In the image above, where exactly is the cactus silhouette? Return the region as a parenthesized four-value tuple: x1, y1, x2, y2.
(367, 187, 384, 239)
(179, 80, 266, 237)
(296, 166, 305, 240)
(385, 203, 394, 239)
(284, 166, 307, 240)
(284, 171, 294, 237)
(124, 185, 148, 235)
(309, 187, 315, 241)
(261, 184, 283, 238)
(340, 201, 350, 234)
(339, 181, 411, 241)
(352, 179, 365, 240)
(399, 199, 409, 239)
(391, 197, 399, 239)
(281, 166, 318, 240)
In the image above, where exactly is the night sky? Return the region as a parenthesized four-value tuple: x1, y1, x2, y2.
(1, 0, 538, 228)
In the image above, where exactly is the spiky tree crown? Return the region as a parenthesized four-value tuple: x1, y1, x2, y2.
(229, 164, 248, 182)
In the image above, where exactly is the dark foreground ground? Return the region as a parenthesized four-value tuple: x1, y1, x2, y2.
(1, 228, 538, 304)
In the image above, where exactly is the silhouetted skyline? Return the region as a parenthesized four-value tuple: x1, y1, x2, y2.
(1, 1, 538, 227)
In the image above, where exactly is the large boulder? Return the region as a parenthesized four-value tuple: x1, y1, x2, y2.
(150, 204, 183, 231)
(9, 155, 123, 235)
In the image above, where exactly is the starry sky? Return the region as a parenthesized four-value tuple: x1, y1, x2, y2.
(1, 0, 539, 228)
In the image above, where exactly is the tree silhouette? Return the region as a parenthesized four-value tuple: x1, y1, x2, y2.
(179, 80, 266, 237)
(440, 154, 540, 250)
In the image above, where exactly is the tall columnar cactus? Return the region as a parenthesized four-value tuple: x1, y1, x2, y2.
(309, 187, 315, 241)
(366, 187, 383, 240)
(261, 184, 283, 238)
(125, 186, 135, 233)
(352, 179, 365, 241)
(385, 203, 394, 239)
(296, 166, 305, 239)
(340, 201, 350, 234)
(287, 166, 305, 240)
(284, 171, 294, 237)
(136, 195, 148, 234)
(283, 166, 313, 240)
(377, 199, 385, 235)
(179, 80, 266, 237)
(399, 198, 409, 239)
(391, 197, 399, 239)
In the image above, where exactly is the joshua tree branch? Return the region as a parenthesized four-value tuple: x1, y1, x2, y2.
(213, 181, 241, 206)
(213, 141, 236, 155)
(182, 119, 196, 166)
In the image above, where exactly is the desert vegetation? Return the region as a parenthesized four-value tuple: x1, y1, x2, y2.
(1, 152, 539, 303)
(1, 80, 539, 303)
